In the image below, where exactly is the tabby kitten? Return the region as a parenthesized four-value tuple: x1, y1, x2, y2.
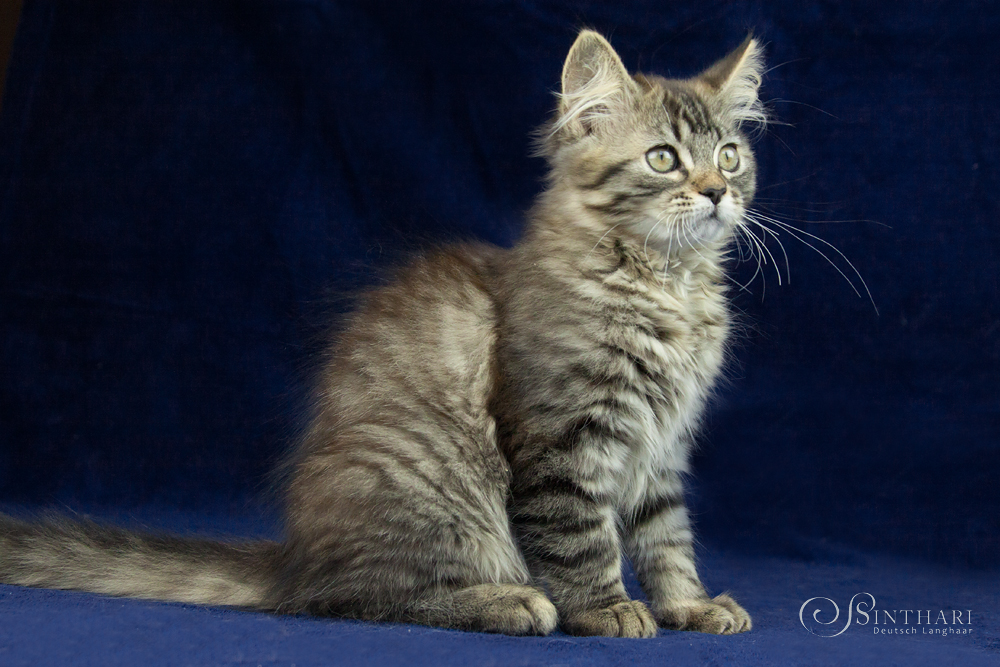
(0, 30, 764, 637)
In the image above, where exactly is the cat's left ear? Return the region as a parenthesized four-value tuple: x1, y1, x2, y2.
(696, 36, 767, 130)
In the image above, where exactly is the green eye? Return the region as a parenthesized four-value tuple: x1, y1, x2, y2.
(645, 146, 678, 173)
(719, 144, 740, 171)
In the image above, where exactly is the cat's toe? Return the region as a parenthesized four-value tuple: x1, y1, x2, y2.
(563, 600, 658, 638)
(657, 594, 752, 634)
(410, 583, 557, 635)
(478, 584, 558, 636)
(515, 588, 560, 635)
(712, 593, 752, 632)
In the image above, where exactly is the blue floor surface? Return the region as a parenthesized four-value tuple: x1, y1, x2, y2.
(0, 506, 995, 666)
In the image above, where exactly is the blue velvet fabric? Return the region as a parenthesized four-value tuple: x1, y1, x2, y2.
(0, 1, 997, 664)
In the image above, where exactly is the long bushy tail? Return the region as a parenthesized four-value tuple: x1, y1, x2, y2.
(0, 513, 283, 609)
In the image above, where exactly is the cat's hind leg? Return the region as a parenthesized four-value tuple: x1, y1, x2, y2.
(405, 583, 558, 635)
(281, 421, 547, 634)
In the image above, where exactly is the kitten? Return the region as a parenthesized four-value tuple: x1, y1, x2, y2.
(0, 29, 764, 637)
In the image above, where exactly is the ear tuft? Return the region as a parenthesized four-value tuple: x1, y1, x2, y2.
(551, 30, 636, 139)
(698, 35, 767, 131)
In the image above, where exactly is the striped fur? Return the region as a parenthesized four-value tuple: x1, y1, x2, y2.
(0, 30, 763, 636)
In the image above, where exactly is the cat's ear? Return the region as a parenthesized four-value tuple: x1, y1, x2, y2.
(554, 30, 637, 139)
(697, 35, 767, 130)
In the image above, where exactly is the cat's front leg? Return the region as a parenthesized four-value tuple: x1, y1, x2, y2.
(509, 452, 657, 638)
(622, 478, 752, 634)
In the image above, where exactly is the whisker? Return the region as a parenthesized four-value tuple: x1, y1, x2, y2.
(587, 223, 622, 258)
(787, 220, 889, 229)
(766, 128, 797, 156)
(643, 213, 667, 265)
(745, 217, 791, 284)
(728, 223, 758, 293)
(755, 201, 847, 216)
(753, 202, 890, 227)
(753, 197, 849, 207)
(674, 216, 684, 280)
(770, 98, 839, 119)
(746, 210, 878, 314)
(741, 221, 783, 286)
(760, 223, 791, 284)
(731, 224, 749, 263)
(738, 220, 767, 298)
(756, 171, 820, 193)
(763, 58, 809, 75)
(734, 222, 753, 261)
(657, 215, 680, 290)
(681, 218, 712, 268)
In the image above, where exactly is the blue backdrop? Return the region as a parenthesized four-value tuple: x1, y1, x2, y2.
(0, 1, 997, 664)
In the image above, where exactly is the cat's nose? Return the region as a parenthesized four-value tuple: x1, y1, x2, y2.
(701, 185, 727, 206)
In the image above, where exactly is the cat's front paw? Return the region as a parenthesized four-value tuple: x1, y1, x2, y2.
(562, 600, 658, 638)
(656, 593, 751, 634)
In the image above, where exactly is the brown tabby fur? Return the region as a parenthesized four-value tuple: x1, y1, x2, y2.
(0, 29, 767, 637)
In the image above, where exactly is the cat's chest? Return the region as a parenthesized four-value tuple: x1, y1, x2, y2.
(601, 260, 729, 387)
(595, 265, 729, 506)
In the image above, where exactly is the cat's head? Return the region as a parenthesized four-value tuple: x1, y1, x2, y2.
(538, 30, 766, 254)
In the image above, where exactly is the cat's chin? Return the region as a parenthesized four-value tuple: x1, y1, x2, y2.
(631, 215, 729, 256)
(692, 216, 728, 243)
(667, 215, 729, 250)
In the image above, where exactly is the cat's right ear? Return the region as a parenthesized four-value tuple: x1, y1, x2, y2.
(553, 30, 637, 140)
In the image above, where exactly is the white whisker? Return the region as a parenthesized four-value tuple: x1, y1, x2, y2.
(727, 224, 755, 293)
(643, 212, 670, 266)
(587, 223, 622, 258)
(741, 219, 783, 286)
(759, 224, 791, 284)
(735, 220, 766, 298)
(681, 217, 712, 268)
(731, 227, 747, 262)
(745, 209, 878, 315)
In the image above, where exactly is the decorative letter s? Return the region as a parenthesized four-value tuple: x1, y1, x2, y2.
(799, 593, 876, 637)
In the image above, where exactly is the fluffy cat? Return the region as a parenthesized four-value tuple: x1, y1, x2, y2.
(0, 29, 764, 637)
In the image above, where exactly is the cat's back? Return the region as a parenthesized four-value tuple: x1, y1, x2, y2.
(306, 242, 508, 456)
(337, 241, 503, 378)
(283, 242, 534, 605)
